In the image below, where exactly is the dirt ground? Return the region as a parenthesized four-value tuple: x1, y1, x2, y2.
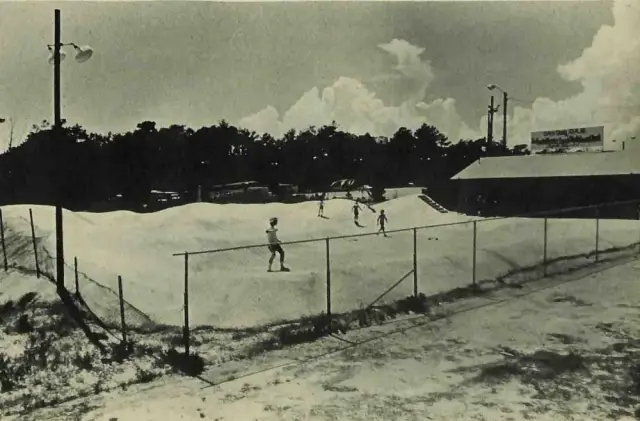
(8, 255, 640, 421)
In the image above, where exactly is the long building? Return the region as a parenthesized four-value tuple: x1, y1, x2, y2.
(448, 151, 640, 218)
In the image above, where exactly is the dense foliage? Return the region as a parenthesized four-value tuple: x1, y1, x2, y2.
(0, 119, 528, 210)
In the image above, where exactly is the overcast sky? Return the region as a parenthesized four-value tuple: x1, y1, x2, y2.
(1, 0, 638, 152)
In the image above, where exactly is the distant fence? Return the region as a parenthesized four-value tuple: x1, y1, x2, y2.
(172, 198, 640, 355)
(1, 198, 640, 359)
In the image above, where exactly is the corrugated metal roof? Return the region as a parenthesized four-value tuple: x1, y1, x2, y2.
(451, 151, 640, 180)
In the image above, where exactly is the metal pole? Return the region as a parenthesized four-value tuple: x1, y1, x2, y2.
(543, 217, 548, 277)
(118, 275, 127, 343)
(413, 228, 418, 297)
(487, 95, 494, 145)
(472, 221, 477, 285)
(74, 257, 79, 296)
(29, 209, 40, 278)
(503, 91, 508, 148)
(595, 207, 600, 262)
(54, 9, 65, 289)
(0, 208, 7, 271)
(325, 238, 331, 319)
(184, 252, 190, 356)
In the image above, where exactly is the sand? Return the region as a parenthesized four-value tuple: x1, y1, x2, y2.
(9, 256, 640, 421)
(1, 195, 638, 329)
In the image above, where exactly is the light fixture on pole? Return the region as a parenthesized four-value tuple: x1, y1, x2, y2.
(49, 9, 93, 290)
(48, 43, 94, 64)
(487, 84, 508, 149)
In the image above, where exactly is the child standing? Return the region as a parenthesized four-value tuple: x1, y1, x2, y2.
(266, 217, 289, 272)
(376, 209, 388, 237)
(352, 200, 361, 224)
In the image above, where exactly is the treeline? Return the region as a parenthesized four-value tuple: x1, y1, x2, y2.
(0, 119, 529, 210)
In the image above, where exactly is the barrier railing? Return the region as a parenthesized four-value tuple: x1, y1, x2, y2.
(1, 198, 640, 359)
(172, 198, 640, 355)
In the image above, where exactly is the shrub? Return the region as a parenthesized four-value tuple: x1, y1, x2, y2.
(111, 341, 135, 363)
(17, 292, 38, 310)
(15, 314, 34, 333)
(160, 348, 205, 377)
(0, 353, 27, 393)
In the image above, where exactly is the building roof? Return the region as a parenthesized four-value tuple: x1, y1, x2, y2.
(451, 151, 640, 180)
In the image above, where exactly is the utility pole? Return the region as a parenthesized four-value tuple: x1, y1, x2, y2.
(487, 95, 499, 146)
(46, 10, 92, 290)
(487, 84, 509, 151)
(8, 118, 14, 150)
(54, 9, 64, 290)
(502, 91, 508, 148)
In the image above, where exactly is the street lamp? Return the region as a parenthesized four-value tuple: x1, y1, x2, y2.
(487, 84, 508, 148)
(48, 44, 94, 65)
(49, 9, 94, 289)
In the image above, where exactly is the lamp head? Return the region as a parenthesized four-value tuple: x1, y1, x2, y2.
(487, 84, 497, 90)
(48, 49, 67, 65)
(74, 45, 94, 63)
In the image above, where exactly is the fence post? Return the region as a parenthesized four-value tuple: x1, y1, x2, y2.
(636, 204, 640, 254)
(413, 228, 418, 297)
(325, 238, 331, 322)
(74, 257, 79, 297)
(184, 252, 190, 356)
(117, 275, 127, 344)
(595, 207, 600, 262)
(29, 209, 40, 278)
(0, 208, 7, 272)
(472, 221, 477, 286)
(543, 217, 548, 277)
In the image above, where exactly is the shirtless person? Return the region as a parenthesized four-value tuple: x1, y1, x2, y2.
(376, 209, 389, 237)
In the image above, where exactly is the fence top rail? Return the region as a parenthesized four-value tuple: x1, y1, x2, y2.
(171, 197, 640, 257)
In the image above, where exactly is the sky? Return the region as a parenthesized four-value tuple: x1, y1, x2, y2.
(0, 0, 639, 153)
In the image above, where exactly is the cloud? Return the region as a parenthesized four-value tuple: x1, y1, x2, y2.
(240, 0, 640, 150)
(497, 0, 640, 149)
(238, 38, 472, 141)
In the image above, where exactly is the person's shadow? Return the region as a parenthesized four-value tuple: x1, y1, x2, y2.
(319, 215, 330, 219)
(354, 220, 365, 228)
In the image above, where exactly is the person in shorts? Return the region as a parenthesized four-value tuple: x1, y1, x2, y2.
(266, 217, 288, 272)
(376, 209, 388, 237)
(318, 197, 325, 217)
(352, 200, 361, 224)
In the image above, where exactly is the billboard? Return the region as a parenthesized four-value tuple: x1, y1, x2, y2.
(531, 126, 604, 154)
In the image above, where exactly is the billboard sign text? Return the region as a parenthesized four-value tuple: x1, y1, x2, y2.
(531, 126, 604, 154)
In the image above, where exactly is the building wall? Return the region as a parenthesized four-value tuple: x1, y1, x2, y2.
(451, 175, 640, 219)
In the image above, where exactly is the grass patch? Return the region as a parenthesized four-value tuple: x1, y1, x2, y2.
(245, 293, 436, 356)
(471, 349, 588, 386)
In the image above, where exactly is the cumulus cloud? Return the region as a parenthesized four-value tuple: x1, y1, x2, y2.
(239, 0, 640, 149)
(499, 0, 640, 149)
(238, 38, 471, 141)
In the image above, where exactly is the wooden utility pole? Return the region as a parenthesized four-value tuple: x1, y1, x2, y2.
(502, 91, 508, 148)
(487, 96, 499, 146)
(54, 9, 65, 289)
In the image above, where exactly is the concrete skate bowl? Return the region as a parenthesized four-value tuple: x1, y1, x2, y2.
(2, 197, 639, 331)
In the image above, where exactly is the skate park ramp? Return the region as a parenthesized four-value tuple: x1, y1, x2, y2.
(2, 194, 638, 329)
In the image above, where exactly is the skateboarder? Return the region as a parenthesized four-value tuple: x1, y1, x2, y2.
(352, 200, 361, 224)
(266, 217, 289, 272)
(318, 197, 325, 217)
(376, 209, 388, 237)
